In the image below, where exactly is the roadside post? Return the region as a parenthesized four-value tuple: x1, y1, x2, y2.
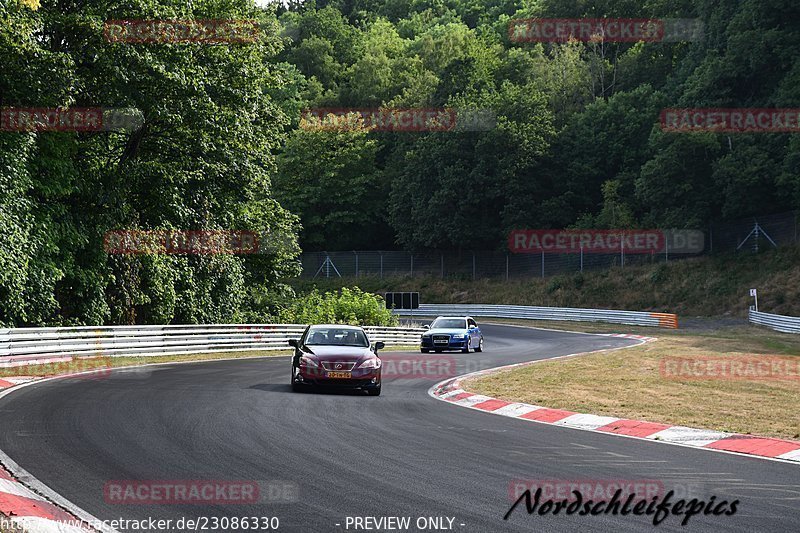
(750, 288, 758, 312)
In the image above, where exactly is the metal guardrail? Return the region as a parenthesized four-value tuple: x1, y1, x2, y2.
(0, 324, 426, 362)
(393, 304, 679, 329)
(749, 309, 800, 333)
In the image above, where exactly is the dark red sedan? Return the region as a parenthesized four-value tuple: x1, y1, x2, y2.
(289, 325, 384, 396)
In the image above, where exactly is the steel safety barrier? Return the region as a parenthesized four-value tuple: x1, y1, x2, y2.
(393, 304, 679, 329)
(748, 309, 800, 334)
(0, 324, 426, 363)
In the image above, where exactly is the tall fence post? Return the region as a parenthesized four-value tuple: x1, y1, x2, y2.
(620, 234, 625, 268)
(410, 253, 414, 277)
(380, 253, 384, 279)
(472, 253, 476, 280)
(709, 227, 713, 254)
(441, 253, 444, 279)
(506, 253, 509, 280)
(580, 245, 584, 273)
(353, 251, 358, 278)
(541, 250, 545, 278)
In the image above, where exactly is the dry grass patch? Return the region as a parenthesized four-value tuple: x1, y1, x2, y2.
(466, 324, 800, 440)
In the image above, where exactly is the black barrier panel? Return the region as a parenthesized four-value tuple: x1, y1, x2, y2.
(385, 292, 419, 310)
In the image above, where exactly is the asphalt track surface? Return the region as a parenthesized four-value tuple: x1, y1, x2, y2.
(0, 324, 798, 533)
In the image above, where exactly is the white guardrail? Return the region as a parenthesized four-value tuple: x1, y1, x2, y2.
(0, 324, 426, 362)
(749, 309, 800, 334)
(393, 304, 679, 329)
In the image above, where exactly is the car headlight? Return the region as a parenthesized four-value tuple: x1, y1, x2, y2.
(422, 334, 431, 339)
(358, 358, 382, 369)
(299, 356, 319, 368)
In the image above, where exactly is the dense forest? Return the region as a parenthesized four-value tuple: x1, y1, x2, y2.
(1, 0, 798, 326)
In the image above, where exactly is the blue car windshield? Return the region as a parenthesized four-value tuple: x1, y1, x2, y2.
(305, 327, 369, 347)
(431, 319, 468, 329)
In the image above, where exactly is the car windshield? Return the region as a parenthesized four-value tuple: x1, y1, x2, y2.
(305, 327, 369, 347)
(431, 319, 467, 329)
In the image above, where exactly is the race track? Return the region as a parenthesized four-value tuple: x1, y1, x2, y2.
(0, 324, 798, 532)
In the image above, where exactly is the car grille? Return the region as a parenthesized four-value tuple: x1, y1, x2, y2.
(321, 361, 357, 371)
(432, 335, 450, 344)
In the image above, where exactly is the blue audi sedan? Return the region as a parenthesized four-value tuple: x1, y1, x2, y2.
(420, 316, 484, 353)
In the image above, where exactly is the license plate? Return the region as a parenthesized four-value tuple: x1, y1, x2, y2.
(327, 371, 351, 379)
(434, 339, 448, 344)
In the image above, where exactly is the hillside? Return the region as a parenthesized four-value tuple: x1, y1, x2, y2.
(293, 247, 800, 317)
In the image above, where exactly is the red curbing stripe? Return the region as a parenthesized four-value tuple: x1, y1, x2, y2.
(471, 399, 511, 412)
(0, 465, 13, 481)
(0, 379, 14, 389)
(596, 419, 672, 438)
(705, 436, 800, 458)
(519, 408, 575, 423)
(446, 392, 475, 402)
(0, 492, 76, 521)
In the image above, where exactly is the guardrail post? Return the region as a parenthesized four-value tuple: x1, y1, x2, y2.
(541, 250, 545, 278)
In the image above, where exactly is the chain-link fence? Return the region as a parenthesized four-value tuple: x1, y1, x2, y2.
(709, 211, 798, 253)
(300, 211, 799, 279)
(302, 249, 685, 279)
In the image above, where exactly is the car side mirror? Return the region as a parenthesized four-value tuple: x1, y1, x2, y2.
(288, 339, 299, 348)
(423, 324, 430, 330)
(374, 341, 385, 352)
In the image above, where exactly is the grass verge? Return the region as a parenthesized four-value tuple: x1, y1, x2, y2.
(294, 245, 800, 317)
(465, 321, 800, 441)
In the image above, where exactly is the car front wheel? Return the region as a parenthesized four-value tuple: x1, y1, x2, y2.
(475, 337, 484, 352)
(291, 369, 305, 392)
(462, 338, 471, 353)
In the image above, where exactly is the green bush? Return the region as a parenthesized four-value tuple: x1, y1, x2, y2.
(278, 287, 398, 326)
